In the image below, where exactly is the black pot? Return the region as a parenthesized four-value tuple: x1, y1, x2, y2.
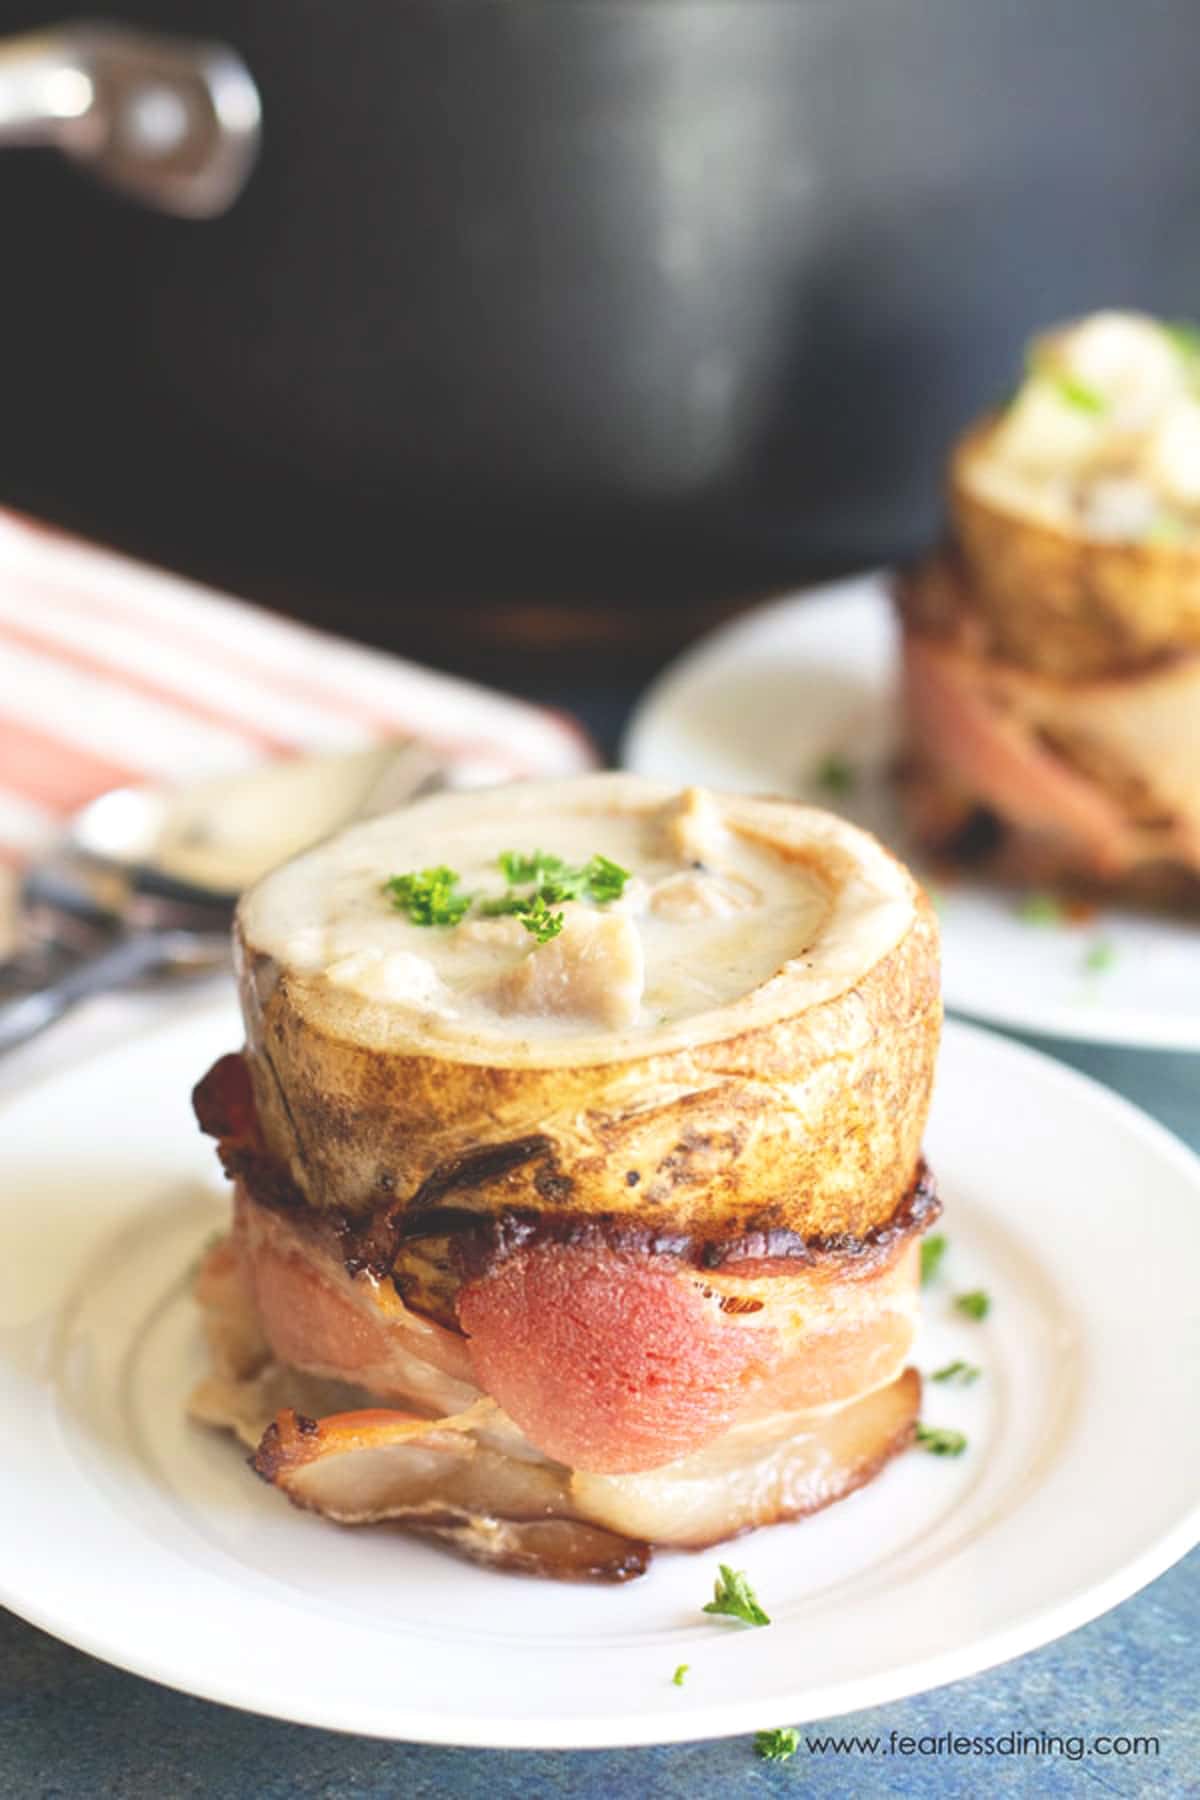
(2, 0, 1200, 662)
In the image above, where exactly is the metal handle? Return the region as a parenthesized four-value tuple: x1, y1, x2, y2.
(0, 21, 260, 217)
(0, 929, 171, 1057)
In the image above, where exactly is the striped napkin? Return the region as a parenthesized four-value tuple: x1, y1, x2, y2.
(0, 508, 594, 868)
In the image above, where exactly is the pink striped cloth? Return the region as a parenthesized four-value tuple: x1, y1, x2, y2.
(0, 508, 595, 866)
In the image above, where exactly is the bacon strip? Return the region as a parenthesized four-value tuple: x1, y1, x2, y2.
(191, 1234, 920, 1577)
(195, 1054, 929, 1477)
(456, 1236, 918, 1473)
(903, 632, 1200, 877)
(249, 1408, 650, 1582)
(903, 636, 1137, 875)
(235, 1191, 480, 1404)
(569, 1368, 921, 1549)
(225, 1183, 920, 1475)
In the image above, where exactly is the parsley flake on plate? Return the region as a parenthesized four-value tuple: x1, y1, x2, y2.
(755, 1728, 799, 1762)
(1017, 891, 1065, 927)
(920, 1233, 948, 1286)
(955, 1289, 991, 1322)
(915, 1423, 968, 1458)
(813, 752, 857, 796)
(1082, 938, 1117, 975)
(702, 1564, 770, 1627)
(930, 1358, 981, 1386)
(672, 1663, 688, 1687)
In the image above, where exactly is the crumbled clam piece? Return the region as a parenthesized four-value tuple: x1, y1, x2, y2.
(994, 379, 1109, 475)
(454, 914, 530, 949)
(1061, 310, 1180, 434)
(660, 787, 728, 865)
(488, 906, 645, 1028)
(326, 947, 448, 1006)
(649, 870, 760, 921)
(1145, 395, 1200, 509)
(1079, 475, 1158, 541)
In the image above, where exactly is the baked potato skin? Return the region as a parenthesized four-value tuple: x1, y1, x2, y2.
(235, 896, 940, 1248)
(950, 419, 1200, 679)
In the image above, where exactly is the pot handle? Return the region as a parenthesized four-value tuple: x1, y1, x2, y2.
(0, 22, 260, 217)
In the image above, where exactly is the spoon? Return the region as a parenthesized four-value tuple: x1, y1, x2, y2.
(0, 741, 451, 1058)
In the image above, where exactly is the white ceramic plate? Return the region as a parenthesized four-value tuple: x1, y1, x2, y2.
(2, 1000, 1198, 1746)
(624, 573, 1200, 1049)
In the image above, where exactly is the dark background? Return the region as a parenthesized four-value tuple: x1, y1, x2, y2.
(2, 0, 1200, 692)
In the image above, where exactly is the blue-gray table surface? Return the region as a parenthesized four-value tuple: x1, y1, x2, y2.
(3, 680, 1197, 1795)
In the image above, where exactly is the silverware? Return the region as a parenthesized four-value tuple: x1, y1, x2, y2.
(0, 742, 450, 1060)
(0, 23, 260, 217)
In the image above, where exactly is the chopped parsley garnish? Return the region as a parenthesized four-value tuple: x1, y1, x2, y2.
(755, 1728, 799, 1762)
(382, 865, 473, 927)
(516, 890, 566, 945)
(1051, 371, 1106, 414)
(480, 849, 631, 942)
(474, 892, 533, 918)
(476, 886, 568, 941)
(1024, 345, 1106, 415)
(955, 1289, 991, 1321)
(384, 848, 630, 943)
(672, 1663, 689, 1687)
(493, 849, 630, 905)
(814, 752, 857, 796)
(920, 1232, 948, 1286)
(1017, 891, 1065, 926)
(931, 1358, 981, 1386)
(583, 852, 632, 903)
(702, 1564, 770, 1627)
(1083, 938, 1117, 975)
(916, 1423, 968, 1457)
(498, 849, 563, 886)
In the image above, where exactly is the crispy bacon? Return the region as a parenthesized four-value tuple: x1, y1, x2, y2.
(191, 1053, 931, 1568)
(568, 1367, 921, 1548)
(250, 1406, 651, 1582)
(457, 1240, 770, 1473)
(191, 1231, 921, 1577)
(192, 1051, 257, 1145)
(903, 630, 1200, 880)
(235, 1189, 480, 1405)
(903, 635, 1138, 876)
(227, 1181, 920, 1476)
(455, 1237, 918, 1473)
(248, 1382, 919, 1563)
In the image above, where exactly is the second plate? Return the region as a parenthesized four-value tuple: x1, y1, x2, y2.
(624, 573, 1200, 1050)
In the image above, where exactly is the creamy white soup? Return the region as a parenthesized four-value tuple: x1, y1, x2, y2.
(970, 311, 1200, 542)
(238, 775, 916, 1056)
